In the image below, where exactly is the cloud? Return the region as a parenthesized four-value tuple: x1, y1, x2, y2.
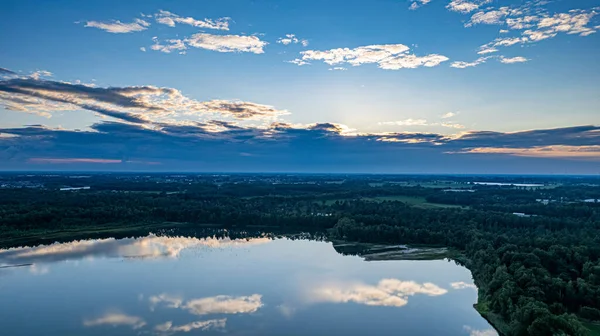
(140, 47, 146, 52)
(466, 7, 511, 26)
(459, 145, 600, 160)
(83, 313, 146, 329)
(2, 123, 599, 173)
(155, 319, 226, 335)
(442, 112, 457, 119)
(151, 293, 263, 316)
(477, 48, 498, 55)
(499, 56, 528, 64)
(277, 34, 309, 47)
(0, 67, 17, 76)
(476, 7, 597, 52)
(151, 38, 187, 54)
(447, 0, 491, 14)
(450, 56, 491, 68)
(537, 10, 597, 36)
(84, 18, 150, 33)
(329, 67, 347, 71)
(0, 78, 286, 123)
(290, 44, 448, 70)
(185, 33, 268, 54)
(310, 279, 447, 307)
(199, 100, 289, 120)
(30, 70, 52, 80)
(450, 281, 477, 289)
(409, 0, 432, 10)
(154, 10, 229, 30)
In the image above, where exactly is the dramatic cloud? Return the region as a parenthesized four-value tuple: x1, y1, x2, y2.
(277, 34, 309, 47)
(154, 10, 229, 30)
(84, 18, 150, 33)
(290, 44, 449, 70)
(0, 78, 286, 123)
(83, 313, 146, 329)
(1, 69, 599, 175)
(310, 279, 447, 307)
(185, 33, 268, 54)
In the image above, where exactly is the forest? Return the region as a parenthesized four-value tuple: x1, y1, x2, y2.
(1, 173, 599, 335)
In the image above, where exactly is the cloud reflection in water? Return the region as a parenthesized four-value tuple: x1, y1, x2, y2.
(0, 234, 272, 265)
(310, 278, 448, 307)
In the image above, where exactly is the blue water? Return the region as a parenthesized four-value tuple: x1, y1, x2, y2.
(0, 234, 496, 336)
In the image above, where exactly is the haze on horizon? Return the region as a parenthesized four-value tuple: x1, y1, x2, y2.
(1, 0, 599, 174)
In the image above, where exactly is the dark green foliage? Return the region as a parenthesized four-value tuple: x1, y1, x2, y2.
(1, 173, 599, 335)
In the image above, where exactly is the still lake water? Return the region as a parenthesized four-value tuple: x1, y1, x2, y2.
(0, 234, 497, 336)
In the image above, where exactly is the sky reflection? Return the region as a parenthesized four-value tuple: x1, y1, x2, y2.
(0, 235, 495, 336)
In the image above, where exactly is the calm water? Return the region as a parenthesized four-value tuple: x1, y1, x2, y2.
(0, 234, 497, 336)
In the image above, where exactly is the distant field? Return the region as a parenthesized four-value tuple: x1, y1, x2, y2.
(370, 182, 473, 189)
(584, 322, 600, 336)
(323, 195, 464, 209)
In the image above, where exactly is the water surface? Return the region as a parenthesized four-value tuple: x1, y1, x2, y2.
(0, 234, 497, 336)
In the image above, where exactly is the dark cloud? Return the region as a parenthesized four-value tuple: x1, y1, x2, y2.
(0, 78, 289, 122)
(454, 126, 600, 148)
(1, 121, 599, 173)
(0, 67, 17, 76)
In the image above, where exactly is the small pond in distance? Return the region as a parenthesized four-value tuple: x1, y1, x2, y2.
(0, 233, 497, 336)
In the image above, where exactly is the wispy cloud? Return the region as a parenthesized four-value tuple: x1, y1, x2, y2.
(84, 18, 150, 33)
(155, 319, 226, 335)
(83, 313, 146, 329)
(409, 0, 433, 10)
(442, 112, 457, 119)
(499, 56, 528, 64)
(447, 0, 491, 14)
(154, 10, 230, 30)
(450, 56, 491, 68)
(185, 33, 268, 54)
(277, 34, 309, 47)
(290, 44, 449, 70)
(151, 38, 187, 54)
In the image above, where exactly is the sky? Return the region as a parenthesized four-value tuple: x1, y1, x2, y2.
(1, 0, 599, 174)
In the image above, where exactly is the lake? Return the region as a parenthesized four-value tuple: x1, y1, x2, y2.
(0, 233, 497, 336)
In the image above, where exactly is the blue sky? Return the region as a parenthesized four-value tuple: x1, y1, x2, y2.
(1, 0, 599, 173)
